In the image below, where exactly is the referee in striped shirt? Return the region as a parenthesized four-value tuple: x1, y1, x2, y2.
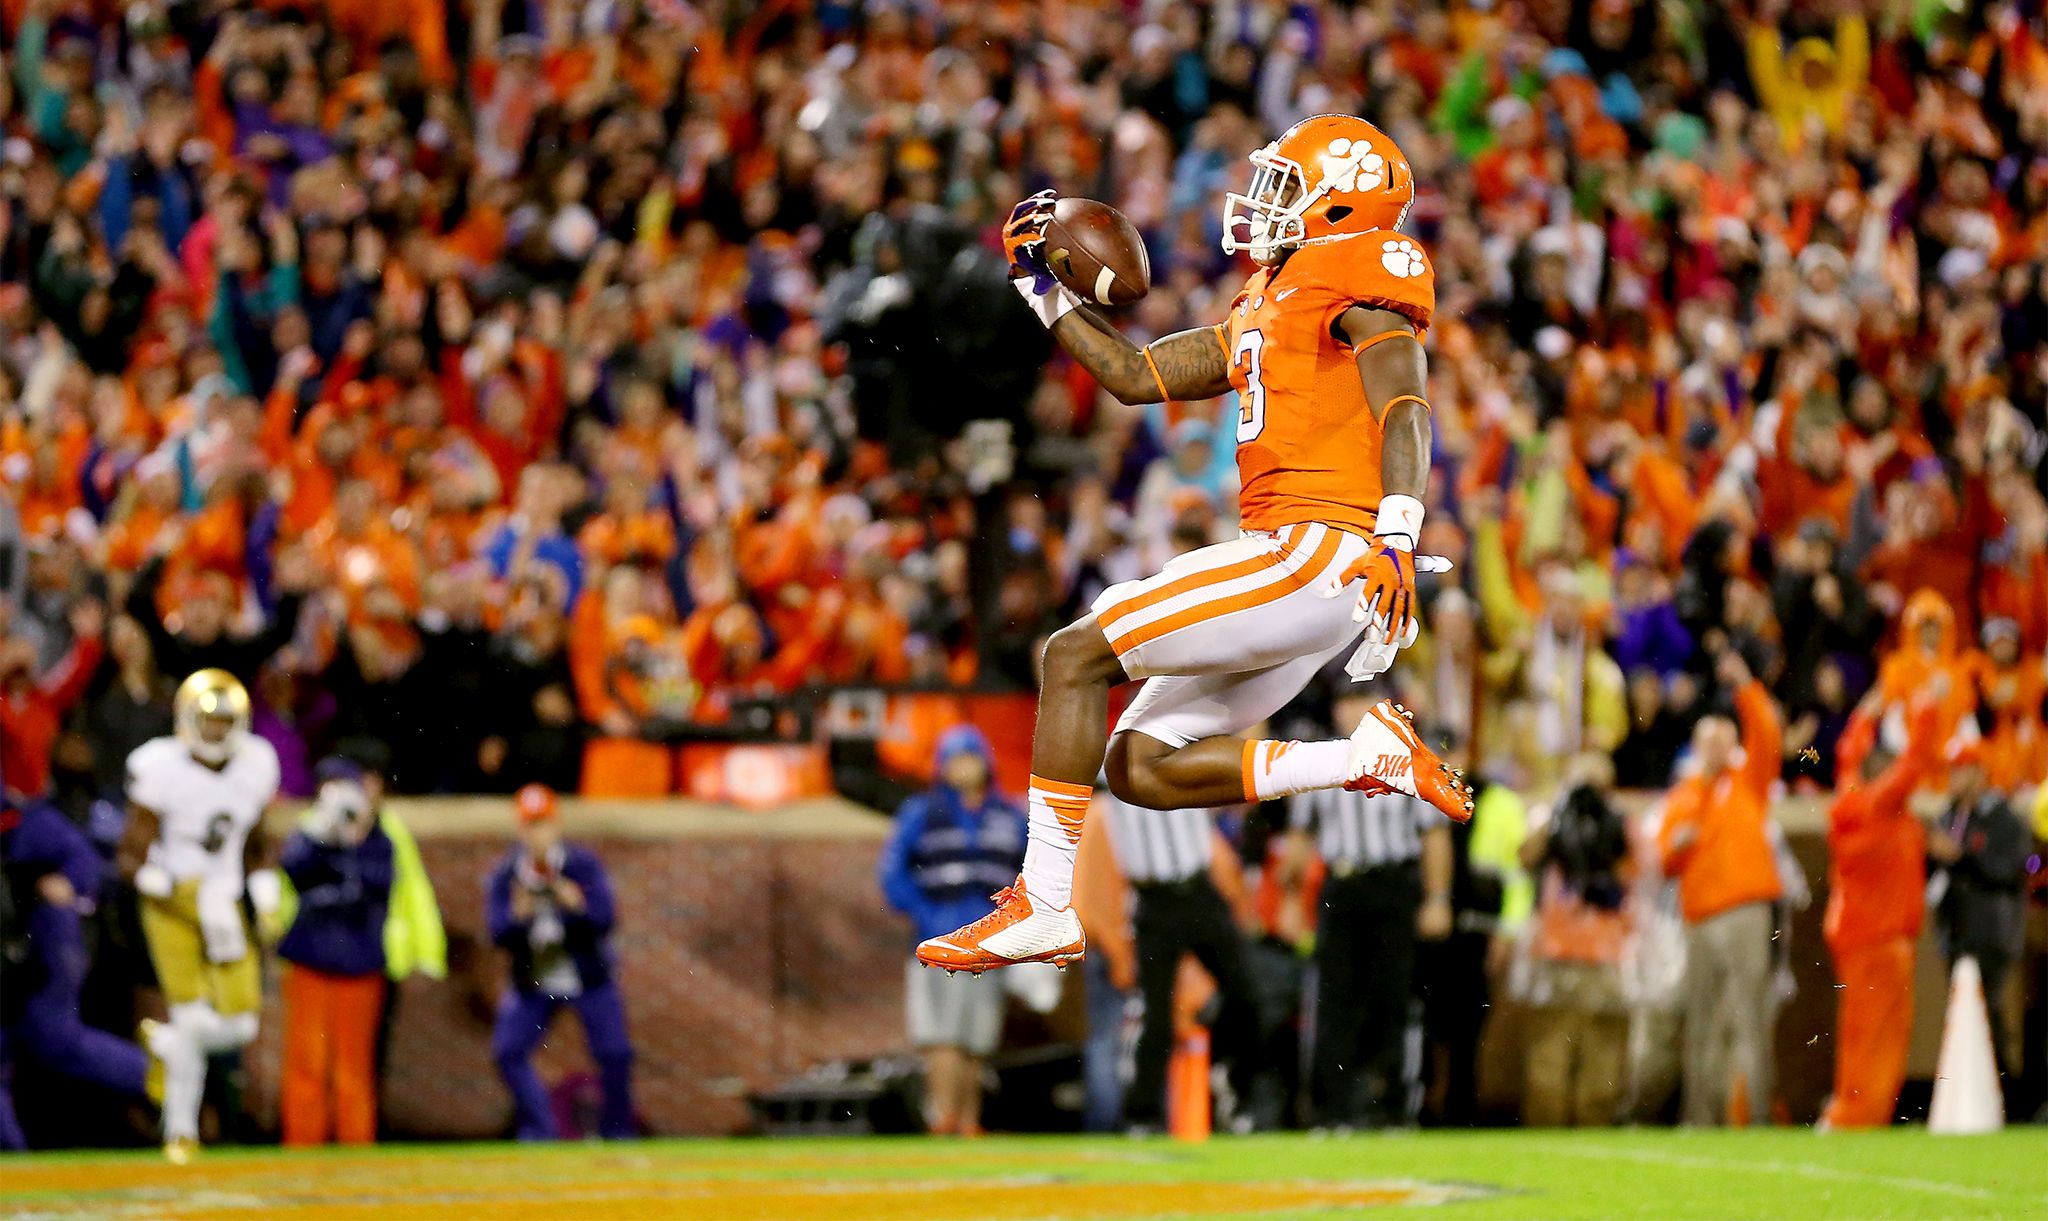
(1100, 795, 1271, 1131)
(1287, 728, 1454, 1129)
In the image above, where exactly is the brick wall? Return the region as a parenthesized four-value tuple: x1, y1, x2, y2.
(244, 798, 909, 1138)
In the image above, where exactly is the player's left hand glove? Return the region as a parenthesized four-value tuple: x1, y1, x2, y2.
(1318, 495, 1448, 645)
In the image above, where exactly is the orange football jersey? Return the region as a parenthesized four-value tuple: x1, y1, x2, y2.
(1220, 230, 1435, 539)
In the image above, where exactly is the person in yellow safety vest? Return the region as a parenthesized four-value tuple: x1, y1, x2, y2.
(274, 781, 446, 983)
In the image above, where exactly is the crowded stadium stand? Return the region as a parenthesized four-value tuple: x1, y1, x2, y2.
(0, 0, 2043, 1164)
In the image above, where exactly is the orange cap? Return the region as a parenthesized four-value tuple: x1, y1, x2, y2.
(515, 783, 558, 823)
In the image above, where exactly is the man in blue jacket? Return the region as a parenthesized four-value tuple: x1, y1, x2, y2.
(486, 784, 635, 1140)
(276, 758, 393, 1145)
(877, 726, 1026, 1135)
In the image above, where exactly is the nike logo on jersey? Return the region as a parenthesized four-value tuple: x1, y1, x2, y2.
(1275, 287, 1300, 301)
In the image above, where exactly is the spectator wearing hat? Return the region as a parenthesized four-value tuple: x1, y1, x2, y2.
(276, 758, 394, 1146)
(877, 726, 1026, 1136)
(486, 784, 636, 1141)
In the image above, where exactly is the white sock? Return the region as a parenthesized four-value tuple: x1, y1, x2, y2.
(156, 1013, 207, 1142)
(1242, 739, 1352, 800)
(1020, 774, 1091, 910)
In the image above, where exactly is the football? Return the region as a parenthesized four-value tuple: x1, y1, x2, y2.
(1043, 198, 1151, 306)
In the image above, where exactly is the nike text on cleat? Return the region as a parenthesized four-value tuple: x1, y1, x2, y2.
(915, 876, 1086, 973)
(1341, 698, 1474, 823)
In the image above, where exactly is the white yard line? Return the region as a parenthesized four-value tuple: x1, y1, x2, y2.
(1538, 1140, 2003, 1202)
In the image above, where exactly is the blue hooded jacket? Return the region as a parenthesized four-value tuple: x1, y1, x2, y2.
(876, 727, 1029, 944)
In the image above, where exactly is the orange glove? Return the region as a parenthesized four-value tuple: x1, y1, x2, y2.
(1327, 493, 1430, 643)
(1344, 539, 1418, 641)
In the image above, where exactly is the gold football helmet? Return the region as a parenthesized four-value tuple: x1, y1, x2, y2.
(174, 669, 251, 765)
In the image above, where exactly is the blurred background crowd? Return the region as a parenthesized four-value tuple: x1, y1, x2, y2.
(0, 0, 2045, 1144)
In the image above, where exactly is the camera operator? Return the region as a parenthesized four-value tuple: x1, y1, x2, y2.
(1517, 754, 1634, 1127)
(276, 759, 394, 1146)
(486, 784, 636, 1141)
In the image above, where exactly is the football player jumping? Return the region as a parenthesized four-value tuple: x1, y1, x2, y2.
(119, 669, 283, 1162)
(918, 115, 1472, 974)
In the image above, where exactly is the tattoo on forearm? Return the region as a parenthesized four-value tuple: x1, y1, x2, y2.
(1054, 312, 1230, 403)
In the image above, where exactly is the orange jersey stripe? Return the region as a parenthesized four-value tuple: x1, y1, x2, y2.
(1107, 527, 1343, 654)
(1096, 525, 1306, 632)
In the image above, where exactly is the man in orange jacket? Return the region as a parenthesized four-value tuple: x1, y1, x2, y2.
(1658, 651, 1785, 1126)
(1820, 699, 1940, 1128)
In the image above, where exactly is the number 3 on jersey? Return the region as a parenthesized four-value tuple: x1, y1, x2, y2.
(1233, 328, 1267, 443)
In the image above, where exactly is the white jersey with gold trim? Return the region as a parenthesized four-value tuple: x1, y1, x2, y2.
(126, 735, 281, 890)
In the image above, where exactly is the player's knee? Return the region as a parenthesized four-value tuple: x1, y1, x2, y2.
(1103, 733, 1171, 809)
(1041, 618, 1121, 687)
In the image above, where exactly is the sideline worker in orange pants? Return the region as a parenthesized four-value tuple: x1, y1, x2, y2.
(277, 760, 395, 1145)
(1820, 698, 1940, 1129)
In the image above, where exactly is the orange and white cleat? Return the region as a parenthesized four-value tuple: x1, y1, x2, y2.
(1343, 698, 1474, 823)
(915, 877, 1085, 974)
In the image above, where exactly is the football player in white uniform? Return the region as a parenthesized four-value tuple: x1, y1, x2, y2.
(118, 668, 283, 1162)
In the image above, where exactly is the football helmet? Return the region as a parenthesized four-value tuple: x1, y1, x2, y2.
(1221, 114, 1415, 265)
(174, 668, 251, 766)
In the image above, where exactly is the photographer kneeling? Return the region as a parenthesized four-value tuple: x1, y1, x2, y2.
(1516, 754, 1634, 1127)
(277, 759, 394, 1146)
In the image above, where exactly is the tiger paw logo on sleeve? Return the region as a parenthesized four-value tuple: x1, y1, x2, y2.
(1381, 239, 1427, 278)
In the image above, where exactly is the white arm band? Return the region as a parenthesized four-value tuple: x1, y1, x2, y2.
(1011, 275, 1080, 329)
(1376, 494, 1425, 548)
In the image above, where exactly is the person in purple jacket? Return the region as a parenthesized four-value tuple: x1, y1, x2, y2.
(486, 784, 635, 1141)
(276, 758, 392, 1146)
(2, 790, 177, 1144)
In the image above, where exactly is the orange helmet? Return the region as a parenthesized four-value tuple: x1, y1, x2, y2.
(1221, 114, 1416, 265)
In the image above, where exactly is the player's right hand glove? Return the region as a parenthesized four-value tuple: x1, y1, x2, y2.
(1003, 189, 1057, 283)
(1005, 189, 1078, 328)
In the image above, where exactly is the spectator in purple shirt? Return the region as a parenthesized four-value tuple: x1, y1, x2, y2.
(276, 758, 392, 1145)
(1610, 555, 1694, 677)
(486, 784, 635, 1140)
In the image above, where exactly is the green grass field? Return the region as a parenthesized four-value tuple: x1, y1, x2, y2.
(2, 1129, 2043, 1220)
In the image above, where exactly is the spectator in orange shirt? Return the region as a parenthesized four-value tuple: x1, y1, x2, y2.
(1820, 698, 1940, 1129)
(1659, 651, 1785, 1126)
(99, 451, 183, 573)
(1758, 420, 1857, 545)
(1872, 589, 1978, 769)
(1969, 619, 2048, 798)
(575, 471, 676, 570)
(304, 478, 422, 617)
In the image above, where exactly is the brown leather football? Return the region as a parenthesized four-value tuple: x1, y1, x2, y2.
(1042, 198, 1151, 306)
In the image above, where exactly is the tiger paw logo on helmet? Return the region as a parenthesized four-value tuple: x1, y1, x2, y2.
(1381, 239, 1426, 278)
(1318, 138, 1385, 194)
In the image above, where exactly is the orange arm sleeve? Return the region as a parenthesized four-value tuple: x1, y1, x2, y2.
(1735, 679, 1784, 794)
